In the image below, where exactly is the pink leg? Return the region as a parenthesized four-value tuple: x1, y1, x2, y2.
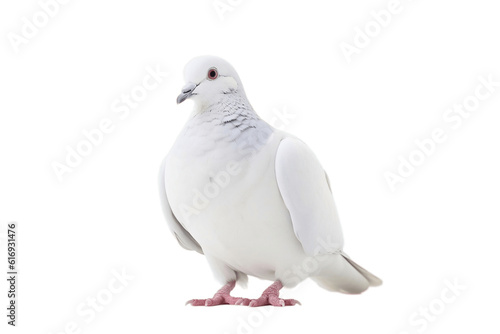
(249, 281, 301, 307)
(186, 281, 251, 306)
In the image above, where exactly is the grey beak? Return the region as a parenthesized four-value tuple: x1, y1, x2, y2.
(177, 82, 197, 104)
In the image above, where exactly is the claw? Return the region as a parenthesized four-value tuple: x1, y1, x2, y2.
(234, 298, 250, 306)
(248, 281, 301, 307)
(185, 281, 252, 306)
(185, 280, 300, 307)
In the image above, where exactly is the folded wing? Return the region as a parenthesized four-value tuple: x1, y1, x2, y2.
(275, 137, 344, 255)
(159, 157, 203, 254)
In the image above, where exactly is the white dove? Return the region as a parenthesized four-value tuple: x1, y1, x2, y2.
(159, 56, 382, 307)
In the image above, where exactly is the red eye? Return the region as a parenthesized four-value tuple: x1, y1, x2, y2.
(207, 67, 218, 80)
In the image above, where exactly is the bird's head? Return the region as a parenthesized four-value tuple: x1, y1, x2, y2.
(176, 56, 246, 109)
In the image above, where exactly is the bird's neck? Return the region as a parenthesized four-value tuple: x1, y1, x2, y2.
(181, 93, 274, 154)
(192, 91, 255, 116)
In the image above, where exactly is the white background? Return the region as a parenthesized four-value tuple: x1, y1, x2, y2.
(1, 0, 499, 333)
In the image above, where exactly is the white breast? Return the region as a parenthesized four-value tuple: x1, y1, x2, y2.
(164, 117, 308, 282)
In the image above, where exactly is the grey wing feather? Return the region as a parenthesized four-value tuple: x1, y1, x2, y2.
(341, 252, 383, 287)
(158, 157, 203, 254)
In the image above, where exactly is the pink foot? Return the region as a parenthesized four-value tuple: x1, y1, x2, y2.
(186, 281, 251, 306)
(249, 281, 301, 307)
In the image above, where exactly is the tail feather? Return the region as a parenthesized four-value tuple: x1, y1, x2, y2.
(311, 253, 382, 294)
(342, 254, 383, 287)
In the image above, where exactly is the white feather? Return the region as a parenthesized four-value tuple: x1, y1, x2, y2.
(159, 55, 382, 293)
(275, 137, 344, 256)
